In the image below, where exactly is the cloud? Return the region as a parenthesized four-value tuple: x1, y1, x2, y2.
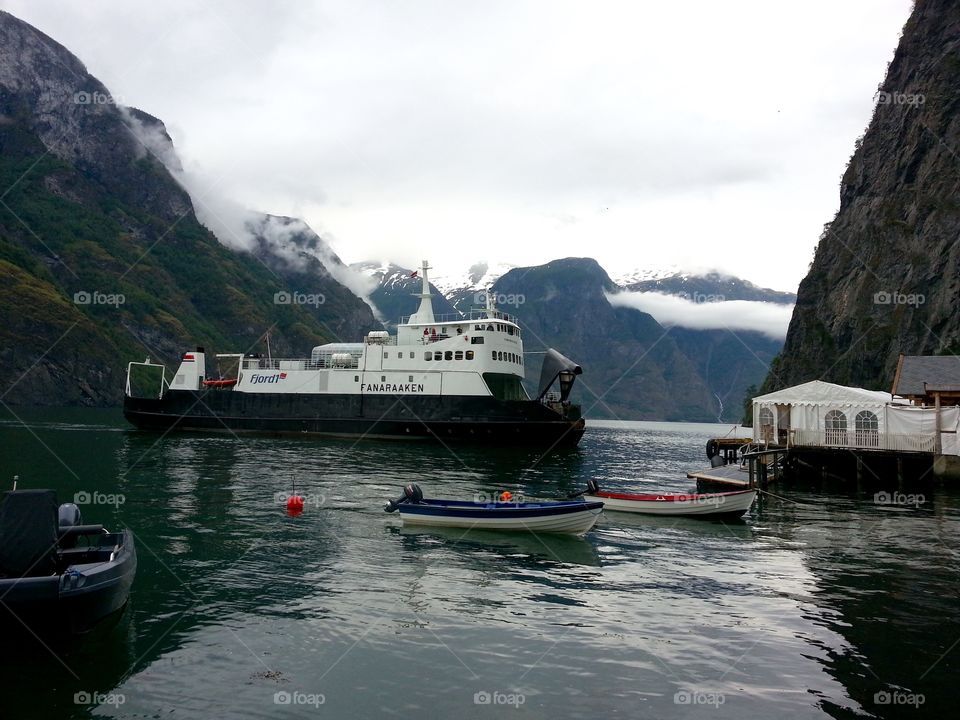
(607, 291, 794, 339)
(5, 0, 915, 290)
(119, 106, 380, 315)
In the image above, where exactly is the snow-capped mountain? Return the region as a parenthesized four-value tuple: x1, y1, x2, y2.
(611, 265, 685, 287)
(428, 261, 518, 313)
(349, 261, 459, 326)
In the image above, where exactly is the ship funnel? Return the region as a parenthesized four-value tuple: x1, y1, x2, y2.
(173, 348, 206, 391)
(408, 260, 435, 324)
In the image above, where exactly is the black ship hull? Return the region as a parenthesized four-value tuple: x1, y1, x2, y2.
(123, 390, 586, 447)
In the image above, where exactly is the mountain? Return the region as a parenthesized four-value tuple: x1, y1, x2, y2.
(430, 261, 516, 313)
(350, 262, 459, 327)
(490, 258, 715, 420)
(622, 272, 796, 304)
(761, 0, 960, 393)
(356, 255, 785, 420)
(0, 11, 378, 406)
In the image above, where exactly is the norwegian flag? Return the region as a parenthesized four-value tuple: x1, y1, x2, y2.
(280, 372, 288, 379)
(410, 270, 418, 278)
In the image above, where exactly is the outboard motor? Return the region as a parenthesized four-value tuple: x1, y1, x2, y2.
(586, 479, 601, 495)
(58, 502, 82, 528)
(58, 502, 82, 549)
(384, 483, 424, 512)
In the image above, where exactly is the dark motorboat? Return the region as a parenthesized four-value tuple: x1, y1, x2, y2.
(0, 489, 137, 633)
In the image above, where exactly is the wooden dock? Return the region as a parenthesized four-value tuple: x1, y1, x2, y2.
(691, 445, 789, 490)
(687, 463, 752, 490)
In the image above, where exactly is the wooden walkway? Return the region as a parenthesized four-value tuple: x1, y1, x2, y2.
(687, 463, 752, 489)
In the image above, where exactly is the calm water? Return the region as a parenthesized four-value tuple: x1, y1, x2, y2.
(0, 409, 957, 719)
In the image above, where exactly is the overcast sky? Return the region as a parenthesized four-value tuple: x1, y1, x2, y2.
(4, 0, 913, 291)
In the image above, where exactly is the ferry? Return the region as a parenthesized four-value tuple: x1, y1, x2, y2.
(123, 262, 586, 446)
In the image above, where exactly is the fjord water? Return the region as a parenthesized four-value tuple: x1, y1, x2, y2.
(1, 409, 957, 719)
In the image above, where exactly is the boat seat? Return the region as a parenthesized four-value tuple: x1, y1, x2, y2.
(0, 490, 59, 578)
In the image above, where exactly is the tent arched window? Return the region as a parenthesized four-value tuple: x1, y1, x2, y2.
(855, 410, 879, 448)
(825, 409, 848, 446)
(758, 407, 775, 442)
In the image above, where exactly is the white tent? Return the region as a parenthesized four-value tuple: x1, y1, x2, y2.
(752, 380, 894, 444)
(751, 380, 956, 454)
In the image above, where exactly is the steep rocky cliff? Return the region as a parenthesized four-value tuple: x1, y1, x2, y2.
(763, 0, 960, 393)
(0, 11, 379, 406)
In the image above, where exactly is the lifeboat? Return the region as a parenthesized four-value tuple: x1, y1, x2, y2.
(202, 378, 238, 388)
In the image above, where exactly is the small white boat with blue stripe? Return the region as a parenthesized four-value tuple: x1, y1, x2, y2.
(384, 484, 603, 535)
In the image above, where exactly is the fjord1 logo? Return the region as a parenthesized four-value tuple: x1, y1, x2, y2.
(251, 372, 288, 384)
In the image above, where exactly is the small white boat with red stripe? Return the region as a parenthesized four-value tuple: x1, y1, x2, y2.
(583, 480, 756, 519)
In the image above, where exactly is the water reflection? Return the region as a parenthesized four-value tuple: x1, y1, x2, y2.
(1, 410, 958, 719)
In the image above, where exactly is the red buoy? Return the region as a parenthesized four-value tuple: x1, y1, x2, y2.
(287, 495, 305, 516)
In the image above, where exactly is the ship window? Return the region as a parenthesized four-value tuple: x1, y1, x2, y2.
(486, 324, 494, 331)
(425, 352, 431, 361)
(483, 373, 528, 401)
(507, 327, 514, 335)
(471, 336, 484, 344)
(455, 351, 463, 360)
(445, 351, 453, 360)
(355, 375, 359, 382)
(381, 375, 386, 382)
(397, 352, 402, 359)
(384, 352, 388, 358)
(491, 351, 496, 360)
(409, 375, 414, 382)
(466, 351, 474, 360)
(475, 325, 483, 331)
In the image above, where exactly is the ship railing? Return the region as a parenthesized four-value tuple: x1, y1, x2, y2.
(399, 309, 515, 325)
(242, 355, 362, 371)
(126, 360, 168, 399)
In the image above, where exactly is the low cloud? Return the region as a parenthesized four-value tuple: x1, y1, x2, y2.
(607, 291, 793, 339)
(119, 107, 379, 314)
